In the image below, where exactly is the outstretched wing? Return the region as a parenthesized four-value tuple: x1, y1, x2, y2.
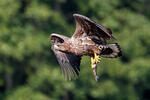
(50, 34, 81, 80)
(52, 50, 81, 80)
(72, 14, 114, 42)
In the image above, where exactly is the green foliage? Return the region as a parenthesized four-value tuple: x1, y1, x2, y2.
(0, 0, 150, 100)
(6, 86, 52, 100)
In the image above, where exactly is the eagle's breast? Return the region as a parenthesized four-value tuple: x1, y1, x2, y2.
(69, 37, 97, 56)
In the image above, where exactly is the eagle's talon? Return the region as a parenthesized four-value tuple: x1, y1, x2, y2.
(94, 53, 101, 63)
(91, 53, 101, 80)
(91, 53, 101, 69)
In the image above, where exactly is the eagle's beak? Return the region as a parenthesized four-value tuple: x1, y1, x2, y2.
(54, 44, 59, 50)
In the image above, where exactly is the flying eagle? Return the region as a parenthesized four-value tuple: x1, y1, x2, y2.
(50, 14, 122, 81)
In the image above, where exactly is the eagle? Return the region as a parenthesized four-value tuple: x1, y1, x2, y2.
(50, 14, 122, 81)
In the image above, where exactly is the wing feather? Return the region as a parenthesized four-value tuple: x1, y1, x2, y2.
(72, 14, 114, 40)
(50, 34, 81, 80)
(52, 49, 81, 80)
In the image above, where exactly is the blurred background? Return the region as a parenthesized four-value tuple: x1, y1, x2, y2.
(0, 0, 150, 100)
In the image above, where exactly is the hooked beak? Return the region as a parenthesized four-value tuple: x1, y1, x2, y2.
(54, 44, 59, 50)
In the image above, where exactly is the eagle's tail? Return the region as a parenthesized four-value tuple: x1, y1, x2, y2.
(100, 43, 122, 58)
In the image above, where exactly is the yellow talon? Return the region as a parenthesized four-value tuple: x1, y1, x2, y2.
(91, 53, 101, 81)
(94, 53, 101, 63)
(91, 53, 101, 68)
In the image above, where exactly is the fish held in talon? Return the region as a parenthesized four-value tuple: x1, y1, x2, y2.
(50, 14, 122, 81)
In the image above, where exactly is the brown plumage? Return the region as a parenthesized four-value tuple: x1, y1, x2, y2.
(50, 14, 122, 80)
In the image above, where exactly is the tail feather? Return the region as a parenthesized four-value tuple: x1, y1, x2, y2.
(100, 43, 122, 58)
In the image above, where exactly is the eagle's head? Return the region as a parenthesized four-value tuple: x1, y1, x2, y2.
(51, 33, 70, 53)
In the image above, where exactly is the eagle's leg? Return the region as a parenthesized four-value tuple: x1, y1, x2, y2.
(91, 53, 101, 81)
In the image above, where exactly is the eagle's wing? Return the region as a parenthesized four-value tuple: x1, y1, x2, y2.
(51, 34, 81, 80)
(72, 14, 115, 43)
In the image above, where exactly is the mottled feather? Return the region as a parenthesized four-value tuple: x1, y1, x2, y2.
(72, 14, 114, 40)
(51, 34, 81, 80)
